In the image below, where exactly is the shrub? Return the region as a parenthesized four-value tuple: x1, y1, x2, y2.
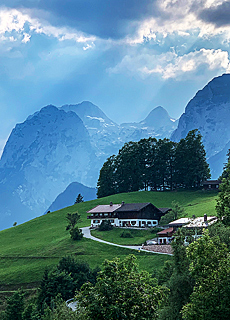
(37, 257, 100, 313)
(98, 220, 113, 231)
(120, 230, 133, 238)
(69, 227, 83, 240)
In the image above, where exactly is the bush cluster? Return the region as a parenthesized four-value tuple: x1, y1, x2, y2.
(120, 230, 133, 238)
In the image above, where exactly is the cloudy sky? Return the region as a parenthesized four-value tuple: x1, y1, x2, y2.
(0, 0, 230, 154)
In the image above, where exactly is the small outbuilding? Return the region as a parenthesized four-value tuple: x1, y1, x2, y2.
(157, 227, 175, 244)
(201, 180, 221, 190)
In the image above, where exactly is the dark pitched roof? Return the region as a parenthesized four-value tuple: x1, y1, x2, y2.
(202, 180, 221, 185)
(115, 203, 154, 212)
(159, 208, 172, 214)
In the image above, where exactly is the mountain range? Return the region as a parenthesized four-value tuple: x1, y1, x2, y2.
(1, 73, 230, 230)
(0, 103, 177, 229)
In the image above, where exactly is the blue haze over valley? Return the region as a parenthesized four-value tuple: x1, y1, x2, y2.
(1, 1, 230, 229)
(1, 74, 230, 229)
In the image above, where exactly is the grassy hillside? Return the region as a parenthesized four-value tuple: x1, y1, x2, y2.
(0, 190, 218, 287)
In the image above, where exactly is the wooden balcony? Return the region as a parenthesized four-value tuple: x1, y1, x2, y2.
(87, 213, 117, 219)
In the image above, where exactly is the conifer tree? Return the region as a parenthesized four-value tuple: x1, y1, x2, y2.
(74, 193, 84, 204)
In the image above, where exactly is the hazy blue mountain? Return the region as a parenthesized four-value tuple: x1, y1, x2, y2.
(0, 102, 179, 230)
(61, 101, 121, 160)
(208, 140, 230, 179)
(120, 106, 178, 141)
(0, 175, 34, 230)
(171, 74, 230, 178)
(46, 182, 97, 213)
(0, 105, 97, 229)
(61, 102, 177, 164)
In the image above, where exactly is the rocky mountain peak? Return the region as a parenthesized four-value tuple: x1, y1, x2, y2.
(61, 101, 117, 129)
(171, 73, 230, 176)
(0, 105, 86, 169)
(195, 73, 230, 102)
(141, 106, 176, 127)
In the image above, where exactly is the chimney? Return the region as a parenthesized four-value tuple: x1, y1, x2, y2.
(121, 201, 125, 206)
(204, 214, 207, 222)
(110, 202, 113, 206)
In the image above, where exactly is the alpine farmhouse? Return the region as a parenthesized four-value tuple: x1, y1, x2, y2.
(87, 202, 171, 228)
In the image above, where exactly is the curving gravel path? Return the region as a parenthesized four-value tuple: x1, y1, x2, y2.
(81, 227, 172, 255)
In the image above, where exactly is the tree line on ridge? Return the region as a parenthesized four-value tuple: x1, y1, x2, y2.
(97, 129, 211, 198)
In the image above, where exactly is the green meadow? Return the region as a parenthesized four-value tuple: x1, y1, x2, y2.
(91, 228, 158, 245)
(0, 190, 218, 288)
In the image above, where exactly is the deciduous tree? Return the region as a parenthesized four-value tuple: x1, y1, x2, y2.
(216, 161, 230, 225)
(182, 231, 230, 320)
(66, 212, 83, 240)
(97, 155, 117, 198)
(76, 255, 168, 320)
(175, 130, 210, 188)
(4, 290, 24, 320)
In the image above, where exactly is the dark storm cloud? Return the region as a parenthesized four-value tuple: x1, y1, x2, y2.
(199, 1, 230, 27)
(1, 0, 159, 39)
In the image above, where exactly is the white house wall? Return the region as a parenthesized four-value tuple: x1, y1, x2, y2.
(119, 219, 158, 227)
(157, 236, 173, 244)
(90, 218, 158, 228)
(91, 218, 119, 227)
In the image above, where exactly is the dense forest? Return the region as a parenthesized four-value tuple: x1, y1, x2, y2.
(97, 129, 210, 198)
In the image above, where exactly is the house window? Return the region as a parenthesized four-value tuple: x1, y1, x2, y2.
(104, 213, 108, 216)
(93, 220, 96, 223)
(152, 221, 156, 225)
(131, 221, 136, 225)
(110, 220, 114, 223)
(216, 184, 219, 188)
(147, 221, 151, 225)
